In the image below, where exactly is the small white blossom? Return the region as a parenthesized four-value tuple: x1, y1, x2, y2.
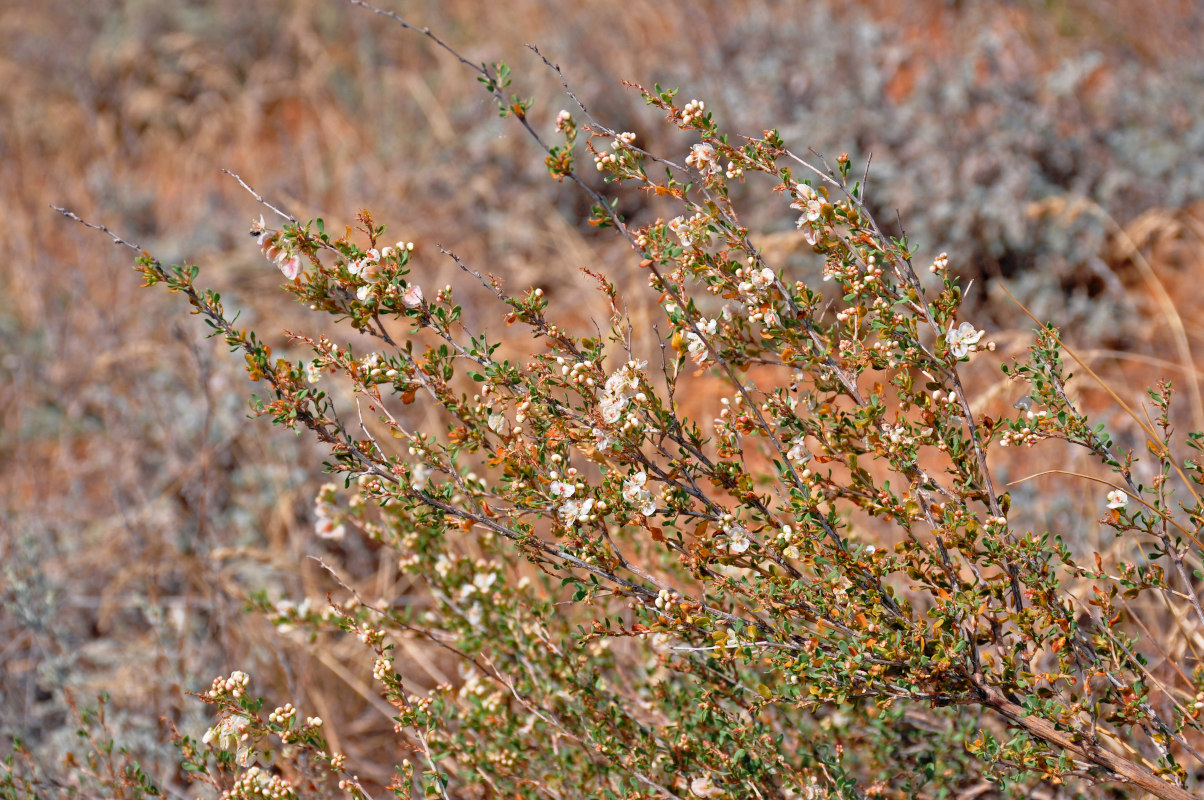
(685, 142, 721, 176)
(1106, 489, 1128, 509)
(790, 183, 824, 223)
(202, 713, 251, 751)
(667, 215, 692, 247)
(411, 464, 432, 491)
(725, 523, 751, 554)
(787, 437, 810, 463)
(592, 427, 614, 451)
(945, 321, 984, 359)
(685, 331, 708, 363)
(549, 480, 575, 499)
(622, 471, 656, 516)
(600, 394, 627, 424)
(559, 497, 594, 525)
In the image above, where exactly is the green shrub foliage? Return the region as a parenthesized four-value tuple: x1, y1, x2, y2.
(54, 5, 1204, 800)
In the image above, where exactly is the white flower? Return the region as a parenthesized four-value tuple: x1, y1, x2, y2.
(356, 284, 373, 302)
(559, 498, 594, 524)
(411, 464, 432, 491)
(487, 412, 507, 434)
(667, 215, 692, 247)
(945, 321, 984, 359)
(1106, 489, 1128, 509)
(725, 523, 751, 554)
(202, 714, 251, 751)
(473, 571, 498, 592)
(685, 331, 708, 363)
(787, 437, 810, 463)
(622, 472, 656, 516)
(304, 360, 322, 384)
(592, 427, 614, 451)
(549, 480, 575, 499)
(685, 142, 721, 176)
(694, 317, 718, 336)
(600, 394, 627, 424)
(605, 361, 644, 397)
(622, 471, 648, 497)
(790, 183, 824, 223)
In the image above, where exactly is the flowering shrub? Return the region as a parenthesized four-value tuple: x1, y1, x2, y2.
(54, 5, 1204, 800)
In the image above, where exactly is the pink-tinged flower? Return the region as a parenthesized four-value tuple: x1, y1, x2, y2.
(1106, 489, 1128, 509)
(315, 517, 345, 540)
(690, 775, 721, 798)
(277, 254, 302, 280)
(945, 321, 984, 359)
(401, 284, 424, 309)
(750, 268, 775, 291)
(358, 260, 382, 283)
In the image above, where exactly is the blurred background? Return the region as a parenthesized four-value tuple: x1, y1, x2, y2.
(3, 0, 1204, 794)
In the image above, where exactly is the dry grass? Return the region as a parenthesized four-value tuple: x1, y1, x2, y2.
(3, 0, 1204, 795)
